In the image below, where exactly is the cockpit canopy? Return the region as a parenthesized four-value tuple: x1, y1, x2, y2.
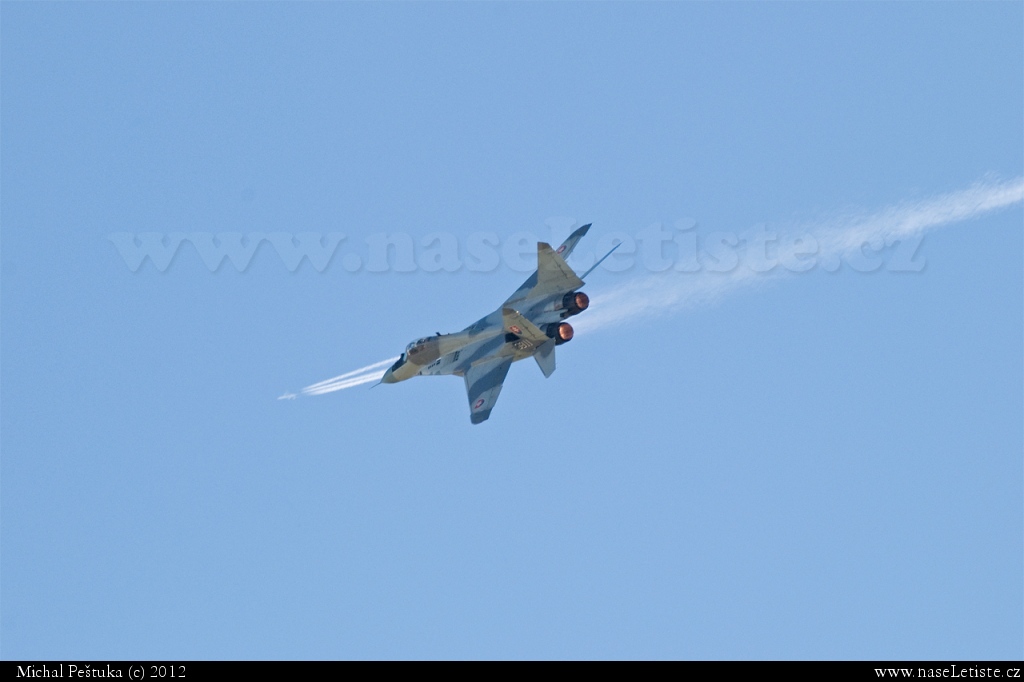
(407, 337, 434, 351)
(402, 334, 443, 367)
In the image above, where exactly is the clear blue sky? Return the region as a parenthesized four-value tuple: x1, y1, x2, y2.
(2, 2, 1021, 660)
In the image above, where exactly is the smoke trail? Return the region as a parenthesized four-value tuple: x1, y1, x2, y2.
(283, 176, 1021, 400)
(575, 176, 1024, 334)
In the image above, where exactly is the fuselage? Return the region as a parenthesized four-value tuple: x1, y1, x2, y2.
(375, 226, 602, 424)
(381, 289, 587, 384)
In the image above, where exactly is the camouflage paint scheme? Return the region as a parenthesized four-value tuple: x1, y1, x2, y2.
(381, 224, 598, 424)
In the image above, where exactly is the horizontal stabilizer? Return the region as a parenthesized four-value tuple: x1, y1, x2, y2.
(501, 308, 549, 345)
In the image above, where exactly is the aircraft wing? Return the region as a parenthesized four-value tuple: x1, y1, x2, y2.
(504, 241, 585, 304)
(504, 224, 590, 304)
(464, 356, 513, 424)
(534, 242, 584, 297)
(551, 223, 591, 261)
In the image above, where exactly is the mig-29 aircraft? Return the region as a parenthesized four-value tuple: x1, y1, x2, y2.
(381, 224, 618, 424)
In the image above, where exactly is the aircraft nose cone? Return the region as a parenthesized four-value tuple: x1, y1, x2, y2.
(381, 368, 397, 384)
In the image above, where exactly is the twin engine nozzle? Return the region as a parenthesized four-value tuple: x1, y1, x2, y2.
(562, 291, 590, 317)
(543, 291, 588, 344)
(545, 321, 575, 345)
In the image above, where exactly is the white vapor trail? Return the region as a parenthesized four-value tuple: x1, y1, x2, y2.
(283, 356, 399, 399)
(283, 176, 1022, 401)
(301, 368, 392, 395)
(575, 176, 1024, 334)
(302, 358, 398, 392)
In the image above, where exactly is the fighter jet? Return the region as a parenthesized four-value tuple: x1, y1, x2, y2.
(381, 224, 618, 424)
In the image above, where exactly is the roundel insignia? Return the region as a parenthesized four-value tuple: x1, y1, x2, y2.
(556, 245, 566, 254)
(473, 398, 485, 410)
(509, 325, 522, 335)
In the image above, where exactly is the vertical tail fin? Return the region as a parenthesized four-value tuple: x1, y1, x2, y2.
(534, 339, 556, 378)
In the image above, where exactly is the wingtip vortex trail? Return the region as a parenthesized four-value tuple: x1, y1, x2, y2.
(575, 175, 1024, 334)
